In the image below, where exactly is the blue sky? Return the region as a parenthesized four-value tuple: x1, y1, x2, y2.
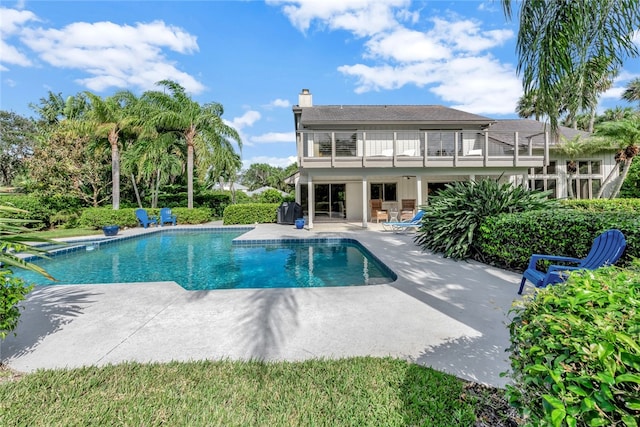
(2, 1, 639, 169)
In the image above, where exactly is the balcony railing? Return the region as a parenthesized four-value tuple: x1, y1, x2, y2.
(296, 130, 549, 169)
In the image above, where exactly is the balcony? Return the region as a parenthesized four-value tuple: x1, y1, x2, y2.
(297, 130, 549, 169)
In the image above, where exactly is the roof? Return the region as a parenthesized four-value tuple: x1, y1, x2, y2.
(487, 119, 592, 147)
(299, 105, 494, 125)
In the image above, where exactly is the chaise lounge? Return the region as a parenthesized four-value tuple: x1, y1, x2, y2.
(382, 210, 424, 233)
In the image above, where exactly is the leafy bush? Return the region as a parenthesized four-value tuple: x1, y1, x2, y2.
(0, 270, 33, 340)
(194, 192, 231, 217)
(79, 207, 213, 228)
(507, 264, 640, 426)
(0, 195, 50, 229)
(223, 203, 278, 225)
(621, 159, 640, 198)
(561, 198, 640, 212)
(414, 179, 557, 259)
(255, 188, 284, 204)
(477, 210, 640, 270)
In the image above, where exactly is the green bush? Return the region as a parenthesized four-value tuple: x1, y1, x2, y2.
(255, 188, 284, 204)
(507, 264, 640, 426)
(0, 270, 34, 340)
(78, 207, 213, 229)
(194, 192, 231, 217)
(561, 198, 640, 212)
(0, 195, 51, 229)
(477, 210, 640, 271)
(223, 203, 278, 225)
(414, 179, 557, 259)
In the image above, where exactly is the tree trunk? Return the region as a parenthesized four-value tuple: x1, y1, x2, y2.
(187, 143, 194, 209)
(596, 161, 620, 198)
(109, 129, 120, 210)
(154, 169, 161, 208)
(567, 174, 575, 199)
(131, 173, 143, 208)
(609, 157, 635, 199)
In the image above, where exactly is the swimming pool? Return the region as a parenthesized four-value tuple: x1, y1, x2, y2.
(14, 229, 396, 290)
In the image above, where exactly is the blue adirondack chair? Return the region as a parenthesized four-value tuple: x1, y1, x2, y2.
(518, 229, 626, 294)
(159, 207, 177, 226)
(135, 208, 158, 229)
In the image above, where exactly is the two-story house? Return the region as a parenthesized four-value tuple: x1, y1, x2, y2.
(291, 89, 617, 228)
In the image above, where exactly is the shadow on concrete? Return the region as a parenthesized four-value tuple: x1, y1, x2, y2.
(1, 286, 97, 362)
(238, 288, 301, 360)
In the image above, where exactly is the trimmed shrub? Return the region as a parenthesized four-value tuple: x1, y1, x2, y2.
(507, 264, 640, 426)
(78, 207, 213, 229)
(223, 203, 278, 225)
(477, 210, 640, 271)
(78, 208, 140, 229)
(255, 189, 284, 204)
(0, 195, 51, 229)
(561, 198, 640, 212)
(194, 192, 231, 217)
(414, 179, 558, 260)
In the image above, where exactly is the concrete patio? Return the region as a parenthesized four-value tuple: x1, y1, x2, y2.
(2, 222, 523, 388)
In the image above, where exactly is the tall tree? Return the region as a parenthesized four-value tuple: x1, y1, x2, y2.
(142, 80, 241, 208)
(594, 116, 640, 198)
(622, 77, 640, 106)
(0, 111, 37, 186)
(84, 91, 139, 210)
(502, 0, 640, 134)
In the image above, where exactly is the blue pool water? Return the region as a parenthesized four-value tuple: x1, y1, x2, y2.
(14, 230, 396, 290)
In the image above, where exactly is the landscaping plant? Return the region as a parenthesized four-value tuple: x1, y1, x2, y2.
(414, 178, 557, 260)
(507, 264, 640, 426)
(0, 205, 53, 342)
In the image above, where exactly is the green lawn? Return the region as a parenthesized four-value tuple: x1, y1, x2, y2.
(0, 357, 501, 426)
(18, 227, 103, 240)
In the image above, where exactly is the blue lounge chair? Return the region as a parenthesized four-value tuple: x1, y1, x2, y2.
(135, 208, 158, 229)
(518, 229, 626, 294)
(382, 210, 424, 233)
(159, 207, 177, 226)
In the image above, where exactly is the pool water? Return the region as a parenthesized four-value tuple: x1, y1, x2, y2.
(14, 230, 396, 290)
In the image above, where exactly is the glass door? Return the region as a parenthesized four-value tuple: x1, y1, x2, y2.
(313, 184, 346, 220)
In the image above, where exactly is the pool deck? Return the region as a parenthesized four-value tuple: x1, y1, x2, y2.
(3, 222, 524, 388)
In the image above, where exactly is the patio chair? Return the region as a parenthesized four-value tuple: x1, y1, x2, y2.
(370, 199, 388, 223)
(159, 207, 177, 226)
(518, 229, 626, 294)
(400, 199, 416, 220)
(135, 208, 158, 229)
(382, 210, 424, 233)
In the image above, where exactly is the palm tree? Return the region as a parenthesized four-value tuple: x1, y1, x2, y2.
(552, 136, 598, 199)
(142, 80, 241, 208)
(622, 77, 640, 106)
(502, 0, 640, 134)
(206, 150, 242, 203)
(84, 91, 140, 210)
(594, 116, 640, 198)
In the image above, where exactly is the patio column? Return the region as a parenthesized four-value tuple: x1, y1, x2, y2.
(307, 176, 314, 229)
(416, 176, 423, 207)
(362, 175, 368, 228)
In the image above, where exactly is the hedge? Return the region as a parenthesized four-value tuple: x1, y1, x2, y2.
(78, 207, 213, 229)
(0, 195, 53, 229)
(561, 198, 640, 212)
(507, 264, 640, 426)
(223, 203, 278, 225)
(477, 209, 640, 271)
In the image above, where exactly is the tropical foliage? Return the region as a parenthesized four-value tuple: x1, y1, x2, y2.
(594, 116, 640, 198)
(0, 111, 37, 187)
(502, 0, 640, 134)
(414, 178, 557, 260)
(0, 205, 54, 340)
(507, 263, 640, 426)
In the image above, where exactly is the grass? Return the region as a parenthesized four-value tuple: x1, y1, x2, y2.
(18, 227, 103, 240)
(0, 357, 489, 426)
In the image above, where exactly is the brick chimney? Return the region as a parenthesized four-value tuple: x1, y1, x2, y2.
(298, 88, 312, 107)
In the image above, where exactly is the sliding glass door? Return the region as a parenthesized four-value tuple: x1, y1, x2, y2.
(313, 184, 346, 219)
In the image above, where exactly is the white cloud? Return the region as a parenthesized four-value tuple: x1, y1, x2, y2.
(251, 132, 295, 144)
(11, 13, 204, 93)
(269, 2, 519, 115)
(228, 110, 261, 129)
(269, 98, 291, 108)
(267, 0, 409, 37)
(0, 8, 38, 67)
(242, 155, 297, 170)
